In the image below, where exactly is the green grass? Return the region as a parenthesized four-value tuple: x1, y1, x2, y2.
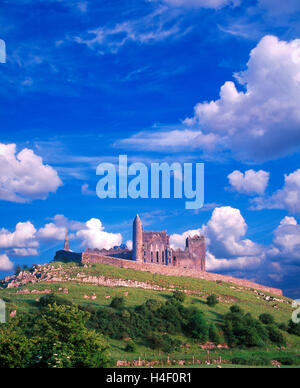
(1, 261, 299, 368)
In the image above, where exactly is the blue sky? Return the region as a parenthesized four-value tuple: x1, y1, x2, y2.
(0, 0, 300, 298)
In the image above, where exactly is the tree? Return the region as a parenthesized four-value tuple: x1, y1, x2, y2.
(230, 305, 243, 314)
(259, 313, 275, 325)
(30, 304, 111, 368)
(186, 309, 209, 342)
(288, 320, 300, 337)
(209, 324, 221, 345)
(125, 341, 136, 353)
(172, 290, 186, 303)
(110, 297, 125, 310)
(207, 294, 219, 307)
(15, 265, 22, 276)
(266, 325, 286, 347)
(0, 326, 32, 368)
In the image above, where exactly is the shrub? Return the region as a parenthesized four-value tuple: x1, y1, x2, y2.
(278, 323, 288, 332)
(186, 309, 209, 342)
(0, 327, 33, 368)
(147, 334, 181, 352)
(288, 320, 300, 337)
(125, 341, 136, 353)
(207, 294, 219, 307)
(230, 305, 243, 314)
(276, 356, 294, 366)
(209, 324, 221, 345)
(259, 313, 275, 325)
(39, 293, 72, 307)
(232, 355, 270, 366)
(110, 297, 125, 310)
(172, 291, 186, 303)
(223, 310, 268, 348)
(266, 325, 286, 346)
(31, 304, 111, 368)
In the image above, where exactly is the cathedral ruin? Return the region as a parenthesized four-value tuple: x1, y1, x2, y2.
(55, 215, 206, 271)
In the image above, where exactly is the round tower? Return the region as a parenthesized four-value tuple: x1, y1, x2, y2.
(64, 229, 70, 252)
(133, 215, 143, 262)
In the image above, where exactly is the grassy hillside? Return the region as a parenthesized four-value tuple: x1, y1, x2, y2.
(1, 261, 300, 368)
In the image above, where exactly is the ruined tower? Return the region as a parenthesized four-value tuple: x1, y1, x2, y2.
(186, 235, 206, 271)
(64, 230, 70, 252)
(133, 215, 143, 262)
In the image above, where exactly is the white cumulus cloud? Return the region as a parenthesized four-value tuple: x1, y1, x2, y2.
(0, 143, 62, 203)
(170, 206, 263, 272)
(267, 216, 300, 264)
(0, 222, 38, 251)
(76, 218, 122, 250)
(184, 36, 300, 161)
(253, 169, 300, 216)
(0, 254, 14, 271)
(228, 169, 270, 195)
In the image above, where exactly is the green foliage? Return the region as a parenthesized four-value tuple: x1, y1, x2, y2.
(39, 293, 72, 308)
(125, 341, 136, 353)
(232, 355, 271, 366)
(0, 326, 32, 368)
(110, 296, 125, 310)
(30, 304, 111, 368)
(288, 320, 300, 337)
(266, 325, 286, 347)
(147, 334, 182, 353)
(172, 290, 186, 303)
(278, 322, 288, 331)
(209, 323, 222, 345)
(0, 304, 111, 368)
(230, 305, 243, 314)
(259, 313, 275, 325)
(15, 265, 22, 276)
(207, 294, 219, 307)
(223, 307, 287, 348)
(276, 356, 300, 366)
(186, 309, 209, 342)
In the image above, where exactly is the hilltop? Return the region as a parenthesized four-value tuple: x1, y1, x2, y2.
(1, 261, 299, 368)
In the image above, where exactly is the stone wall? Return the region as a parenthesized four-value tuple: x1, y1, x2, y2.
(82, 252, 283, 296)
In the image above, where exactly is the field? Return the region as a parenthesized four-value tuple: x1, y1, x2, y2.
(1, 261, 300, 368)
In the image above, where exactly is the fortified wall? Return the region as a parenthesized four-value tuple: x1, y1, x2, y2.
(81, 252, 283, 296)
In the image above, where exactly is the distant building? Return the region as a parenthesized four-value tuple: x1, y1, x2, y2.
(54, 215, 206, 271)
(132, 215, 205, 271)
(81, 215, 206, 271)
(54, 230, 82, 263)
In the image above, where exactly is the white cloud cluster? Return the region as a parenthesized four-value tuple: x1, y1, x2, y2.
(37, 223, 67, 242)
(117, 129, 218, 152)
(0, 221, 39, 257)
(0, 254, 14, 271)
(118, 36, 300, 162)
(0, 215, 124, 270)
(253, 169, 300, 216)
(0, 143, 62, 203)
(170, 206, 300, 287)
(228, 169, 269, 195)
(170, 228, 202, 250)
(268, 216, 300, 264)
(170, 206, 263, 272)
(76, 218, 122, 250)
(184, 36, 300, 161)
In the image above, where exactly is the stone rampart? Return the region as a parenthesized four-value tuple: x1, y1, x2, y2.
(82, 252, 283, 296)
